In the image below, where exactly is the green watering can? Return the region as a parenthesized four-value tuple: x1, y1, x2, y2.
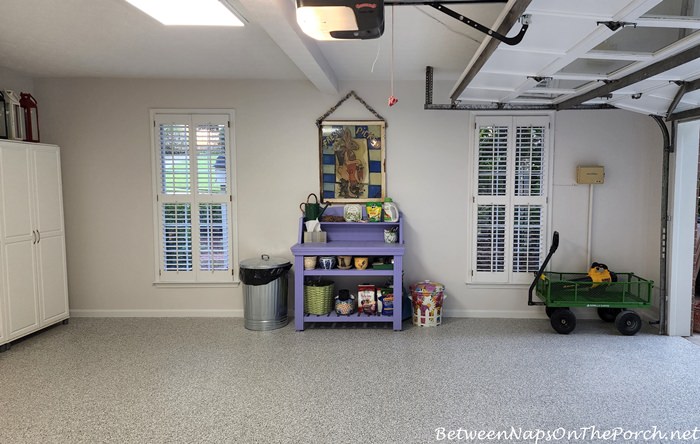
(300, 193, 330, 220)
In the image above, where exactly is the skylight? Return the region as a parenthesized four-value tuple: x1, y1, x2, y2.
(125, 0, 245, 26)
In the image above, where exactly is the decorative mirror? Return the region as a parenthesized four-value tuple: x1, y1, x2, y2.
(316, 91, 386, 203)
(319, 120, 385, 202)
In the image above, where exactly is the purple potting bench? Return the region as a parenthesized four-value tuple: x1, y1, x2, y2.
(290, 207, 405, 331)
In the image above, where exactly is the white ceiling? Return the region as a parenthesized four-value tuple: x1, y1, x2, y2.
(0, 0, 504, 94)
(4, 0, 700, 118)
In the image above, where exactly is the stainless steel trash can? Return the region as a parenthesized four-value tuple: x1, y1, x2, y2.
(240, 254, 292, 331)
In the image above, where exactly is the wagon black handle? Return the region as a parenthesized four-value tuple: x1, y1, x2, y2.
(528, 231, 559, 306)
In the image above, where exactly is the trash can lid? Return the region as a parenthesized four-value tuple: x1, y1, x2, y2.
(240, 254, 291, 270)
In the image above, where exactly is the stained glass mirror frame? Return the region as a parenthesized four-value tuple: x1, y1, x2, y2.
(318, 120, 386, 203)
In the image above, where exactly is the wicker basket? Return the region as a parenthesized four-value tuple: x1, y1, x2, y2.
(304, 280, 334, 315)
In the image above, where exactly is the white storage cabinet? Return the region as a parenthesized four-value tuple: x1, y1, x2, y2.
(0, 140, 69, 352)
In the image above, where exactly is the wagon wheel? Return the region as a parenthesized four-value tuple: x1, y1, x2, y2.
(597, 307, 623, 323)
(550, 309, 576, 334)
(615, 310, 642, 336)
(546, 306, 568, 318)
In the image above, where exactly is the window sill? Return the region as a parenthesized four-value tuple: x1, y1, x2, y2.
(465, 281, 531, 290)
(153, 281, 241, 288)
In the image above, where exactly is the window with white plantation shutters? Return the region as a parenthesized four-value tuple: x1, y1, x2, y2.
(196, 123, 227, 194)
(162, 203, 192, 271)
(471, 116, 550, 284)
(476, 204, 506, 272)
(160, 123, 191, 194)
(477, 126, 508, 196)
(199, 203, 229, 271)
(514, 125, 545, 197)
(512, 204, 543, 273)
(152, 111, 237, 283)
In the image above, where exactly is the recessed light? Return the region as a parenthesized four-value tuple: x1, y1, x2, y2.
(125, 0, 245, 26)
(296, 5, 357, 40)
(295, 0, 384, 40)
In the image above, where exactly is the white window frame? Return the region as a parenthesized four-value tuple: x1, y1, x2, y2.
(150, 109, 239, 285)
(468, 113, 553, 285)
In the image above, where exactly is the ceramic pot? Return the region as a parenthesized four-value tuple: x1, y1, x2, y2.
(319, 256, 336, 269)
(303, 256, 317, 270)
(337, 255, 353, 269)
(335, 289, 355, 315)
(353, 257, 368, 270)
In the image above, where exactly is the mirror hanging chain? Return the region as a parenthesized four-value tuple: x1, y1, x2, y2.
(316, 90, 386, 127)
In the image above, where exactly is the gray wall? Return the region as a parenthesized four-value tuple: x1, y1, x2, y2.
(33, 77, 662, 317)
(0, 66, 34, 94)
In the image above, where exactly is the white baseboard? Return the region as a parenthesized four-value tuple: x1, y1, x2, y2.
(444, 309, 548, 319)
(443, 308, 601, 320)
(70, 309, 244, 318)
(71, 307, 626, 320)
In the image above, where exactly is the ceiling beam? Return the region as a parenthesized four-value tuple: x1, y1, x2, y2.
(680, 77, 700, 93)
(556, 43, 700, 110)
(666, 82, 687, 117)
(449, 0, 532, 102)
(666, 77, 700, 116)
(667, 106, 700, 121)
(666, 76, 700, 119)
(636, 16, 700, 29)
(238, 0, 338, 94)
(424, 103, 614, 111)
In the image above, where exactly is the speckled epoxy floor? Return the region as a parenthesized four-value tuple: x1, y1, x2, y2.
(0, 317, 698, 444)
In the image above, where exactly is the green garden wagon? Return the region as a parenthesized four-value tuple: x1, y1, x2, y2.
(528, 232, 654, 335)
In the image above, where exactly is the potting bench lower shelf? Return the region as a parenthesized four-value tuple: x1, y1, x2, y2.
(303, 312, 397, 323)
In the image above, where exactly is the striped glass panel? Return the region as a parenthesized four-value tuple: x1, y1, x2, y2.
(159, 123, 191, 194)
(512, 205, 543, 272)
(477, 125, 508, 196)
(514, 126, 545, 197)
(162, 203, 192, 271)
(476, 204, 506, 272)
(199, 203, 229, 271)
(196, 123, 227, 194)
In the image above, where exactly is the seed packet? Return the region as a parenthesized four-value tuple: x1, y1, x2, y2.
(379, 291, 394, 316)
(357, 284, 376, 315)
(366, 202, 382, 222)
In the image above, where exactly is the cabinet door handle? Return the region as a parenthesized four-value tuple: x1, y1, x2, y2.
(32, 230, 37, 244)
(37, 230, 40, 243)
